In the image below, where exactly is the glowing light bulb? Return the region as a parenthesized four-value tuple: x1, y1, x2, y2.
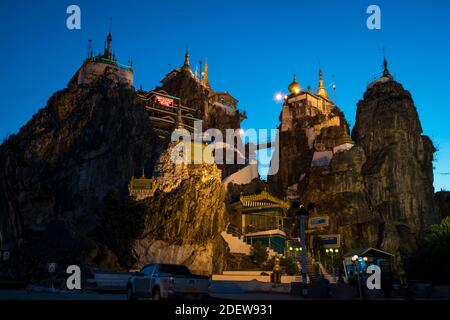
(274, 92, 284, 102)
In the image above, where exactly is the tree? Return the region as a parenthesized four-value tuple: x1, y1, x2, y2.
(406, 217, 450, 284)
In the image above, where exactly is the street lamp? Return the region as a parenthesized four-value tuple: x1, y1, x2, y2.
(291, 201, 315, 299)
(325, 248, 339, 272)
(351, 255, 363, 299)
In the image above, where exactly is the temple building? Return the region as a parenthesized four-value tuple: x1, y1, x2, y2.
(229, 190, 291, 255)
(271, 68, 355, 193)
(136, 89, 202, 139)
(281, 69, 354, 166)
(281, 70, 337, 132)
(69, 29, 134, 87)
(209, 92, 239, 110)
(158, 51, 246, 130)
(128, 169, 156, 200)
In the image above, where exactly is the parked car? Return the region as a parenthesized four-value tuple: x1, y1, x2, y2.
(85, 271, 132, 292)
(126, 264, 210, 300)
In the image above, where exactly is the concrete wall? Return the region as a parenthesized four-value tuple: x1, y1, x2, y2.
(78, 61, 133, 87)
(212, 273, 300, 284)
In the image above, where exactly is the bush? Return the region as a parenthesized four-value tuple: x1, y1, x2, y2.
(406, 217, 450, 284)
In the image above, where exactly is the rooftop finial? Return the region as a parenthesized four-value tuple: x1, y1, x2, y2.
(141, 167, 145, 178)
(382, 47, 393, 79)
(183, 50, 191, 72)
(317, 68, 329, 99)
(87, 39, 93, 58)
(202, 58, 211, 89)
(104, 18, 113, 59)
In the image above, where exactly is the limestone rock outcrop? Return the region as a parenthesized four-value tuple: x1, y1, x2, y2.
(270, 66, 438, 271)
(352, 79, 439, 262)
(132, 143, 229, 275)
(0, 72, 159, 274)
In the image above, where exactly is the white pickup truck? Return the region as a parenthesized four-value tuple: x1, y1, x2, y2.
(126, 264, 210, 300)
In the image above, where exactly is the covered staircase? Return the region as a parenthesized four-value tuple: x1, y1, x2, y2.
(305, 253, 336, 284)
(221, 225, 253, 256)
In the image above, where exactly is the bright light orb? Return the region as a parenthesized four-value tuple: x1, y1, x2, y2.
(274, 92, 283, 102)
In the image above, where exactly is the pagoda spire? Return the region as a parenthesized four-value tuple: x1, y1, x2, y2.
(202, 58, 211, 89)
(176, 107, 184, 129)
(104, 19, 113, 59)
(382, 48, 393, 79)
(317, 69, 328, 99)
(182, 50, 191, 72)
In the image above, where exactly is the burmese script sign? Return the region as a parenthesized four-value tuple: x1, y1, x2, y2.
(154, 95, 174, 107)
(319, 234, 340, 248)
(308, 216, 329, 229)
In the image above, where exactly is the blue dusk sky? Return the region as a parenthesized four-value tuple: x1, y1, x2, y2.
(0, 0, 449, 190)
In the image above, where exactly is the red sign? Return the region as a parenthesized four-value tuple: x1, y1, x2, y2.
(154, 95, 174, 107)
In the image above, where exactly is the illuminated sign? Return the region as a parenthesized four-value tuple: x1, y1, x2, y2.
(308, 216, 329, 229)
(154, 95, 174, 107)
(319, 234, 340, 248)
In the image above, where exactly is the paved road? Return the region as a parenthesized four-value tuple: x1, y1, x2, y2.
(0, 290, 126, 300)
(0, 289, 302, 300)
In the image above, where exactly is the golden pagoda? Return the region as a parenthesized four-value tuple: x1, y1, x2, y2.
(201, 59, 212, 90)
(182, 51, 191, 72)
(288, 73, 300, 94)
(317, 69, 329, 99)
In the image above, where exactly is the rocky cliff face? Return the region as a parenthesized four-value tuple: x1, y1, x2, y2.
(132, 142, 229, 275)
(0, 65, 234, 277)
(352, 79, 438, 261)
(0, 70, 160, 274)
(270, 104, 350, 192)
(271, 70, 438, 271)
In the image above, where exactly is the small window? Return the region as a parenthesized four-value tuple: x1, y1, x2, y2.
(141, 265, 155, 275)
(158, 264, 191, 276)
